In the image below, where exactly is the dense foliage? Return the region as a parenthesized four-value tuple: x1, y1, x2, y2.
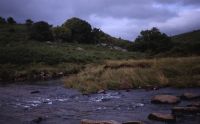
(29, 21, 53, 41)
(7, 17, 16, 24)
(63, 17, 93, 43)
(132, 27, 173, 54)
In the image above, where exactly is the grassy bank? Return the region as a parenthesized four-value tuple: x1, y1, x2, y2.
(64, 56, 200, 93)
(0, 41, 143, 83)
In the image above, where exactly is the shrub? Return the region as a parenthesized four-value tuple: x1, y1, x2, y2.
(132, 27, 173, 54)
(53, 26, 72, 42)
(7, 17, 16, 24)
(30, 21, 53, 41)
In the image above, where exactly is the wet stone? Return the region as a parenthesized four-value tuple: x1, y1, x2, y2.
(181, 92, 200, 100)
(172, 107, 200, 115)
(187, 101, 200, 108)
(30, 90, 40, 94)
(81, 119, 120, 124)
(32, 117, 43, 124)
(148, 113, 176, 122)
(151, 95, 180, 104)
(122, 121, 144, 124)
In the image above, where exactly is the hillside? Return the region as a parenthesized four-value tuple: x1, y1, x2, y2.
(172, 30, 200, 43)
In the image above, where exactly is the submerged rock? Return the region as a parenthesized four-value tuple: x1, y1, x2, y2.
(81, 119, 120, 124)
(30, 90, 40, 94)
(172, 106, 200, 115)
(151, 95, 180, 104)
(187, 101, 200, 108)
(32, 117, 43, 123)
(148, 113, 176, 122)
(122, 121, 144, 124)
(181, 92, 200, 100)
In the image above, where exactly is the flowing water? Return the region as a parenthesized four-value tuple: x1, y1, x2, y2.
(0, 80, 199, 124)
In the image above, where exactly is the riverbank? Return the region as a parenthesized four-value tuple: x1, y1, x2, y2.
(64, 56, 200, 93)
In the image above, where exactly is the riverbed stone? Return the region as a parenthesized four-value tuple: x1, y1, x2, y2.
(148, 113, 176, 122)
(181, 92, 200, 100)
(172, 106, 200, 115)
(122, 121, 144, 124)
(188, 101, 200, 108)
(81, 119, 120, 124)
(151, 95, 180, 104)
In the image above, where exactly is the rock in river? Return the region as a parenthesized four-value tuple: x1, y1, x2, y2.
(172, 106, 200, 115)
(151, 95, 180, 104)
(122, 121, 144, 124)
(181, 92, 200, 100)
(81, 119, 120, 124)
(148, 113, 176, 122)
(187, 101, 200, 108)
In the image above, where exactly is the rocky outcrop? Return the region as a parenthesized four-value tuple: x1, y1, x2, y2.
(172, 107, 200, 115)
(181, 92, 200, 100)
(148, 113, 176, 122)
(81, 119, 120, 124)
(151, 95, 180, 104)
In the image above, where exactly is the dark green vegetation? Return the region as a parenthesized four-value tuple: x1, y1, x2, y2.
(0, 16, 200, 88)
(131, 27, 200, 56)
(0, 17, 141, 82)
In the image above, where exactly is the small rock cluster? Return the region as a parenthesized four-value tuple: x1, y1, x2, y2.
(148, 92, 200, 122)
(80, 92, 200, 124)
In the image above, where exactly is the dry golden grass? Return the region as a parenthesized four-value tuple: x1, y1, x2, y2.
(64, 56, 200, 93)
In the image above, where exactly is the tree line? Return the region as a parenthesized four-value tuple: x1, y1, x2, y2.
(1, 16, 199, 55)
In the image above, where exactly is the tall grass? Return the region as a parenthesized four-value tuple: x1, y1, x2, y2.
(64, 57, 200, 93)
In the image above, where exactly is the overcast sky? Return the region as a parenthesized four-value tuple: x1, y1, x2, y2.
(0, 0, 200, 40)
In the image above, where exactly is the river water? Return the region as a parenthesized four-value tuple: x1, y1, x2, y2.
(0, 80, 199, 124)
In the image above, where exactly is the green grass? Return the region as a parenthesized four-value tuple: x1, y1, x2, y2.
(64, 56, 200, 93)
(172, 30, 200, 43)
(0, 41, 144, 82)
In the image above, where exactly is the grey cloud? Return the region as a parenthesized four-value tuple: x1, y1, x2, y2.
(0, 0, 199, 40)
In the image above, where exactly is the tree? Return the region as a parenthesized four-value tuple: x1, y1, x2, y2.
(25, 19, 33, 26)
(7, 17, 16, 24)
(0, 17, 6, 24)
(30, 21, 53, 41)
(63, 17, 93, 43)
(132, 27, 173, 53)
(53, 26, 72, 42)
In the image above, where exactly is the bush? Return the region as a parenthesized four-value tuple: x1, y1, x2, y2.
(7, 17, 16, 24)
(0, 17, 6, 24)
(132, 27, 173, 54)
(30, 21, 53, 41)
(53, 26, 72, 42)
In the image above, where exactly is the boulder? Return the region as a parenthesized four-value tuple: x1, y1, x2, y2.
(148, 113, 176, 122)
(30, 90, 40, 94)
(172, 107, 200, 115)
(122, 121, 143, 124)
(151, 95, 180, 104)
(181, 92, 200, 100)
(188, 101, 200, 108)
(81, 119, 120, 124)
(32, 117, 43, 123)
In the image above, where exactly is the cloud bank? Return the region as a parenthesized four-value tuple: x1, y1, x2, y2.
(0, 0, 199, 40)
